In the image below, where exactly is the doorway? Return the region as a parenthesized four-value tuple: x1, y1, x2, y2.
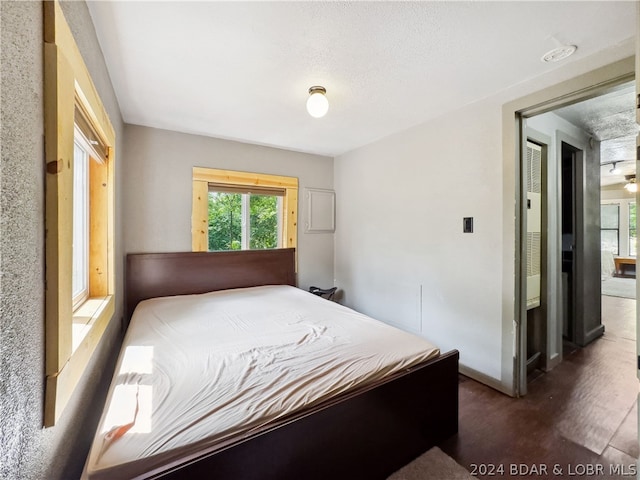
(557, 138, 605, 349)
(560, 141, 578, 344)
(522, 117, 608, 383)
(510, 61, 636, 395)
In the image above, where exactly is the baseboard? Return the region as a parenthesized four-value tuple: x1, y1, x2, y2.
(546, 352, 561, 371)
(583, 324, 605, 346)
(459, 364, 515, 397)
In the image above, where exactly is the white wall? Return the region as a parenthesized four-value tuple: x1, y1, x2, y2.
(335, 98, 504, 380)
(334, 40, 635, 393)
(123, 125, 335, 290)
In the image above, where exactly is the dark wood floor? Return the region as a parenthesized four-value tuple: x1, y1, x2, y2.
(440, 295, 638, 479)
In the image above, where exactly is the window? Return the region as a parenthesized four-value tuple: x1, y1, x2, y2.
(600, 204, 619, 255)
(629, 202, 636, 257)
(207, 188, 282, 251)
(44, 1, 116, 426)
(72, 132, 90, 307)
(192, 167, 297, 253)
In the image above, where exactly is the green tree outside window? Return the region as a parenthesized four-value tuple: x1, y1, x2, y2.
(208, 192, 279, 251)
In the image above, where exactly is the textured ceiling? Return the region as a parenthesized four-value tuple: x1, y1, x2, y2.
(553, 82, 638, 187)
(554, 85, 638, 143)
(86, 1, 636, 157)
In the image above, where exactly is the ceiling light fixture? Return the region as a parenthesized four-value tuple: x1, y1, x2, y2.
(306, 86, 329, 118)
(610, 162, 621, 175)
(624, 176, 637, 193)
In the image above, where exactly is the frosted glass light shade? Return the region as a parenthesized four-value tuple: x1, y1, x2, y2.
(625, 181, 638, 193)
(306, 87, 328, 118)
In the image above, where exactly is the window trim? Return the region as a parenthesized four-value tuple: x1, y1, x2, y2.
(192, 167, 298, 254)
(72, 131, 90, 308)
(600, 203, 620, 256)
(44, 0, 116, 427)
(207, 190, 284, 251)
(629, 202, 636, 257)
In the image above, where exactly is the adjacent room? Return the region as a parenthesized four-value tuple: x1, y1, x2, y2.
(1, 1, 638, 479)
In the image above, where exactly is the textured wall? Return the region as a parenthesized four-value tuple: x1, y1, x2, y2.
(0, 2, 124, 479)
(1, 1, 47, 477)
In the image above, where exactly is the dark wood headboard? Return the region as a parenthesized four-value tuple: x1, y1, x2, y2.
(125, 248, 296, 321)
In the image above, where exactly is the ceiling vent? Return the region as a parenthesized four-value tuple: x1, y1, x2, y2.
(541, 44, 577, 63)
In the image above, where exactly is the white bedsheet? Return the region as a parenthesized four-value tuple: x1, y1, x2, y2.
(84, 285, 439, 479)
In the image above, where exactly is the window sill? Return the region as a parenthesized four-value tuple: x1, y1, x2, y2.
(72, 296, 112, 352)
(45, 294, 115, 426)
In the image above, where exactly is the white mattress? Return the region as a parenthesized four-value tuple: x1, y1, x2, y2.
(84, 285, 439, 479)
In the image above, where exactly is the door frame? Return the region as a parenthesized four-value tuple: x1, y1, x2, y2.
(502, 56, 635, 396)
(558, 137, 589, 347)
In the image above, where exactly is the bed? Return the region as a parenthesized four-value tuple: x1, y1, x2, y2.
(83, 248, 459, 479)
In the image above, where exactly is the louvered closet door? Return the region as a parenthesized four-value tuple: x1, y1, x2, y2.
(526, 141, 542, 309)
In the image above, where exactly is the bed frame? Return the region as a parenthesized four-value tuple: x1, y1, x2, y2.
(125, 248, 459, 480)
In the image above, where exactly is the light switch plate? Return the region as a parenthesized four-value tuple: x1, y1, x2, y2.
(463, 217, 473, 233)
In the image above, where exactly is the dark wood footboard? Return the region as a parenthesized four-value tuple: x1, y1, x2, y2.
(153, 349, 459, 480)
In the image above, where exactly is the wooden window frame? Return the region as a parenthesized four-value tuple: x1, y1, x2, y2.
(192, 167, 298, 253)
(43, 0, 116, 427)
